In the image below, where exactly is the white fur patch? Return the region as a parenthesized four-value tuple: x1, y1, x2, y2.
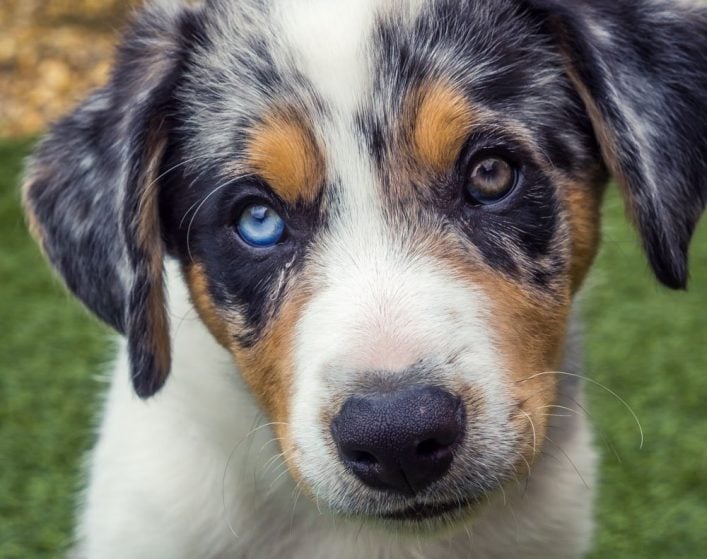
(276, 0, 377, 115)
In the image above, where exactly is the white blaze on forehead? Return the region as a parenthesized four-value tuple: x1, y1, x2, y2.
(276, 0, 378, 115)
(274, 0, 427, 214)
(275, 0, 425, 115)
(275, 0, 388, 241)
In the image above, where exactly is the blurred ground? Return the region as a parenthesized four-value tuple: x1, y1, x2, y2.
(0, 0, 136, 137)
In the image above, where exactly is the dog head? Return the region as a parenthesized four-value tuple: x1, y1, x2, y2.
(23, 0, 706, 527)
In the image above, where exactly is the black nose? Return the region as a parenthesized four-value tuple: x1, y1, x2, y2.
(330, 385, 465, 495)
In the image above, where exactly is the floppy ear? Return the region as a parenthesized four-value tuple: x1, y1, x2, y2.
(22, 3, 193, 397)
(527, 0, 707, 289)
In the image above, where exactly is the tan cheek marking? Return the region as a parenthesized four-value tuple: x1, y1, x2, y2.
(184, 263, 236, 349)
(185, 262, 309, 478)
(485, 276, 569, 464)
(410, 81, 476, 173)
(440, 251, 571, 462)
(246, 109, 324, 204)
(231, 300, 299, 424)
(561, 177, 605, 293)
(185, 262, 301, 420)
(231, 292, 311, 483)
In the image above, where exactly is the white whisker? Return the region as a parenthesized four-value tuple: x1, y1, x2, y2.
(520, 371, 644, 449)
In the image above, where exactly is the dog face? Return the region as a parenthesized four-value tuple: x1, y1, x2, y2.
(23, 0, 706, 527)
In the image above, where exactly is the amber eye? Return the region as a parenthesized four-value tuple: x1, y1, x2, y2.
(465, 156, 518, 204)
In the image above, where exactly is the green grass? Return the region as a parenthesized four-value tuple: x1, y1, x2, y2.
(0, 139, 705, 557)
(0, 140, 111, 558)
(585, 196, 707, 555)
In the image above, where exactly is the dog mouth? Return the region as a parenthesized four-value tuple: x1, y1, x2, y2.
(377, 499, 472, 521)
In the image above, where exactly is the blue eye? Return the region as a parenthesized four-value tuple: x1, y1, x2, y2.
(237, 204, 285, 247)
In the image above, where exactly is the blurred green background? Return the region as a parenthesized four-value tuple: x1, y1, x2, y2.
(1, 2, 706, 558)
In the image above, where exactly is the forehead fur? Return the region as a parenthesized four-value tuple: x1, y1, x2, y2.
(162, 0, 606, 327)
(175, 0, 596, 180)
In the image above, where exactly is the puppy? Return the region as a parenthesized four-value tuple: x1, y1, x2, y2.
(23, 0, 707, 557)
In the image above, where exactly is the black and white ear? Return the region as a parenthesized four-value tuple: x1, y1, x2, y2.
(22, 3, 195, 397)
(528, 0, 707, 289)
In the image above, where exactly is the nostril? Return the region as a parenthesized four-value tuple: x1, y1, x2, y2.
(348, 449, 378, 466)
(416, 438, 446, 458)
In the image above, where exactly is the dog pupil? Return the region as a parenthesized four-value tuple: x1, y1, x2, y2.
(472, 157, 510, 194)
(251, 206, 268, 222)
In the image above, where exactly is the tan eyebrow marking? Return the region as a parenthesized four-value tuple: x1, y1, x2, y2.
(246, 108, 325, 204)
(410, 81, 477, 172)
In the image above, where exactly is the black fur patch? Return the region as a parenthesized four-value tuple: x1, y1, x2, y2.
(360, 0, 598, 287)
(159, 147, 324, 346)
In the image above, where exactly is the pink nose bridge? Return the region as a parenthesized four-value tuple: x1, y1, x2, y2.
(349, 331, 425, 372)
(333, 295, 431, 374)
(300, 225, 484, 383)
